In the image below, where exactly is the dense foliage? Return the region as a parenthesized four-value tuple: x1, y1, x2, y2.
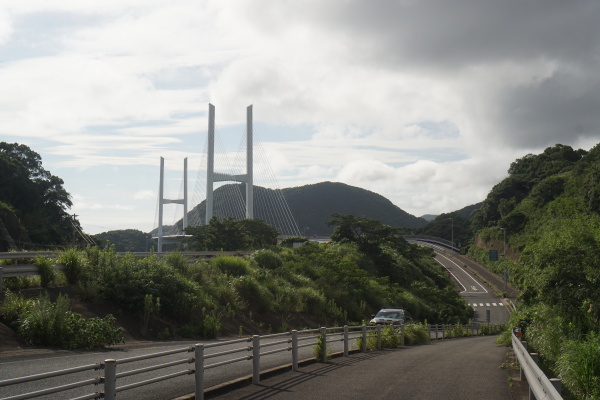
(416, 211, 474, 249)
(1, 291, 124, 349)
(185, 217, 279, 251)
(0, 142, 81, 249)
(470, 143, 600, 399)
(1, 232, 472, 346)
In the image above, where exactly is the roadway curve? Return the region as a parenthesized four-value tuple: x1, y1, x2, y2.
(417, 241, 512, 325)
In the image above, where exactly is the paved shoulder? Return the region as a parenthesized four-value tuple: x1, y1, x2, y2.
(211, 336, 510, 400)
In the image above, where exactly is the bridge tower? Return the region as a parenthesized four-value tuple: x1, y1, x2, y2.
(205, 103, 254, 224)
(157, 157, 188, 252)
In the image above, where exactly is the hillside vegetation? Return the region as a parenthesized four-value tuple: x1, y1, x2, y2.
(1, 215, 472, 347)
(0, 142, 85, 250)
(468, 143, 600, 399)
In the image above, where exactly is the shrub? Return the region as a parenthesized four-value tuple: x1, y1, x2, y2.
(35, 256, 55, 287)
(253, 249, 283, 270)
(557, 333, 600, 399)
(4, 292, 123, 349)
(212, 255, 251, 276)
(381, 325, 402, 348)
(59, 248, 85, 285)
(166, 252, 189, 275)
(202, 313, 221, 339)
(232, 275, 274, 312)
(404, 323, 431, 345)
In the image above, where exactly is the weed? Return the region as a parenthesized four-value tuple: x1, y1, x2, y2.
(35, 256, 55, 287)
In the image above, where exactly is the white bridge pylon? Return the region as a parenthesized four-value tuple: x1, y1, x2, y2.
(157, 157, 188, 252)
(206, 103, 254, 224)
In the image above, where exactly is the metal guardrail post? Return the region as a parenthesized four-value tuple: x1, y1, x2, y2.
(361, 325, 367, 352)
(512, 333, 562, 400)
(194, 344, 204, 400)
(435, 324, 439, 340)
(550, 378, 562, 394)
(103, 359, 116, 400)
(343, 326, 349, 357)
(401, 324, 405, 346)
(442, 325, 445, 340)
(376, 325, 382, 350)
(292, 330, 299, 371)
(252, 335, 260, 384)
(320, 327, 327, 363)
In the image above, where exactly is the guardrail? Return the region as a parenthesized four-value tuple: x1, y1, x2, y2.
(512, 331, 562, 400)
(0, 251, 252, 261)
(0, 323, 495, 400)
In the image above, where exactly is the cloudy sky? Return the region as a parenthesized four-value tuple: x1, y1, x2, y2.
(2, 0, 600, 235)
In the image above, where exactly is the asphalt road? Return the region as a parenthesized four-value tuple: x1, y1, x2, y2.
(424, 243, 511, 326)
(211, 335, 511, 400)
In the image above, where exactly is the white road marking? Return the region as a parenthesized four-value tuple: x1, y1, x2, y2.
(486, 303, 491, 307)
(435, 253, 489, 294)
(434, 258, 468, 292)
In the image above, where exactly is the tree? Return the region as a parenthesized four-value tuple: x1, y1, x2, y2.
(186, 217, 279, 251)
(327, 213, 408, 255)
(0, 142, 75, 247)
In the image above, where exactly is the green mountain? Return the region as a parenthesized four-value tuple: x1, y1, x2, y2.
(417, 202, 482, 248)
(181, 181, 427, 236)
(93, 229, 152, 252)
(467, 143, 600, 397)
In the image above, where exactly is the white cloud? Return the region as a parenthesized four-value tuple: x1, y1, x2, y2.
(2, 0, 600, 234)
(134, 190, 155, 200)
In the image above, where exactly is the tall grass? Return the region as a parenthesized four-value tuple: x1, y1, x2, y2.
(35, 256, 55, 287)
(59, 248, 85, 285)
(2, 292, 124, 349)
(557, 333, 600, 399)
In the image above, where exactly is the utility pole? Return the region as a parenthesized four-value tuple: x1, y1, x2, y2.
(500, 227, 507, 295)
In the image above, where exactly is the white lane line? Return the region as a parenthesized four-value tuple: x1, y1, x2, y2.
(479, 303, 484, 306)
(499, 303, 505, 306)
(486, 303, 491, 307)
(436, 253, 489, 294)
(434, 257, 467, 292)
(492, 303, 497, 306)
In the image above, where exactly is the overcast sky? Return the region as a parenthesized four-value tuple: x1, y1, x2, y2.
(2, 1, 600, 235)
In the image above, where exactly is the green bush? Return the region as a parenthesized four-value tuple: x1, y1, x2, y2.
(404, 323, 431, 345)
(381, 325, 402, 348)
(253, 249, 283, 270)
(35, 256, 55, 287)
(59, 248, 85, 285)
(232, 275, 274, 312)
(212, 255, 251, 276)
(557, 333, 600, 399)
(3, 292, 124, 349)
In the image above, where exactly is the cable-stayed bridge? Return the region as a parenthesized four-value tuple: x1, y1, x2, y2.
(153, 104, 300, 251)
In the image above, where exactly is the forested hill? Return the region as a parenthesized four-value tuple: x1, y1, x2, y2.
(468, 143, 600, 397)
(283, 182, 427, 234)
(182, 181, 427, 236)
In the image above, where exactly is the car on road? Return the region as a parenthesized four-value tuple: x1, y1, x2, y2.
(369, 308, 408, 325)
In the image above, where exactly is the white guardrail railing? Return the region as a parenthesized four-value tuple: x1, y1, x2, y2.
(0, 324, 492, 400)
(512, 331, 562, 400)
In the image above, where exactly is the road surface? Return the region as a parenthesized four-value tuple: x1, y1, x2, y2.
(209, 335, 511, 400)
